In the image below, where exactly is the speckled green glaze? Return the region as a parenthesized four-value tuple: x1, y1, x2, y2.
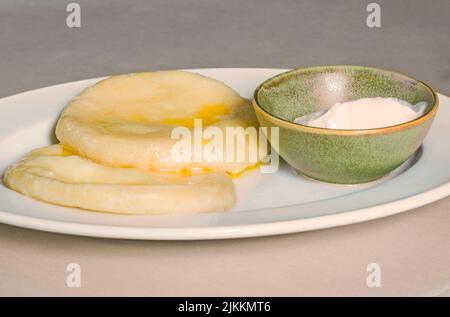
(253, 66, 439, 184)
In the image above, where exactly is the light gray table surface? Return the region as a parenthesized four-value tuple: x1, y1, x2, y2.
(0, 0, 449, 296)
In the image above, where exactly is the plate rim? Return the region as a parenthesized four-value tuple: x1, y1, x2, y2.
(0, 181, 448, 240)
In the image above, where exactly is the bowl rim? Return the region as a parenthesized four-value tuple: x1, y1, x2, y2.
(252, 65, 439, 135)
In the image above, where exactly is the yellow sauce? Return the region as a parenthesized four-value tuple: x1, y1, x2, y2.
(160, 104, 230, 127)
(227, 162, 261, 179)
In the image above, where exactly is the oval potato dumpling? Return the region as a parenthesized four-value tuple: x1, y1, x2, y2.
(55, 71, 260, 174)
(4, 145, 236, 214)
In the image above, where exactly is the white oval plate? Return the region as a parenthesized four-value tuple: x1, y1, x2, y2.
(0, 68, 449, 240)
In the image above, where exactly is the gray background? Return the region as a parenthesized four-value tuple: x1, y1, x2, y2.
(0, 0, 449, 296)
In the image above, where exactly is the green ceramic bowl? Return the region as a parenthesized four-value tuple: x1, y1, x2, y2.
(253, 65, 439, 184)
